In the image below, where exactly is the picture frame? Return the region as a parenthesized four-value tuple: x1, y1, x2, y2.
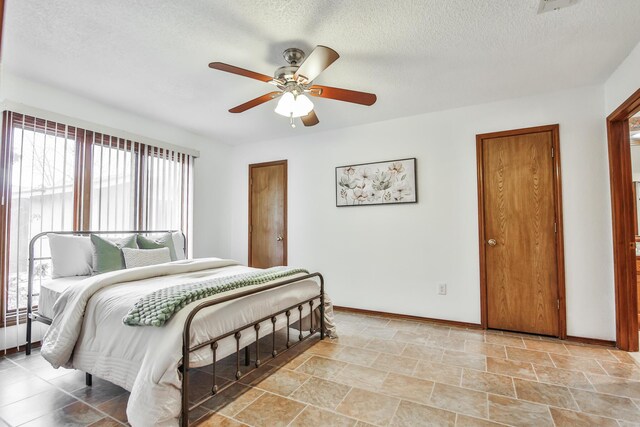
(335, 158, 417, 207)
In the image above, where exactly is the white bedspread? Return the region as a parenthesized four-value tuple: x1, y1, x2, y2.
(39, 276, 89, 319)
(41, 258, 325, 426)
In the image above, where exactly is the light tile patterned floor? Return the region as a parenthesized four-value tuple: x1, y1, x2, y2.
(1, 310, 639, 426)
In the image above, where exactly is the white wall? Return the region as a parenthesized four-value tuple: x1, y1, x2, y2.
(605, 40, 640, 115)
(631, 145, 640, 180)
(630, 147, 640, 231)
(228, 85, 616, 341)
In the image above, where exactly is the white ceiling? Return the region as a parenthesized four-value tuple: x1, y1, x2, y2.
(4, 0, 640, 145)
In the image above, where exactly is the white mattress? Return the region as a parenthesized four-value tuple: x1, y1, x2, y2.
(39, 276, 89, 319)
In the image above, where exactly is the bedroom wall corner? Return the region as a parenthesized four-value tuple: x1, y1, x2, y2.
(605, 39, 640, 115)
(191, 141, 233, 259)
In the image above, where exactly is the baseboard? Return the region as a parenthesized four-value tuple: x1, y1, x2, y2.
(565, 336, 616, 348)
(1, 341, 41, 355)
(333, 305, 483, 329)
(334, 306, 618, 348)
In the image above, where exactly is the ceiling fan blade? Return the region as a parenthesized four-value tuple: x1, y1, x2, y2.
(209, 62, 274, 83)
(293, 46, 339, 84)
(229, 92, 281, 113)
(309, 85, 377, 106)
(301, 110, 319, 127)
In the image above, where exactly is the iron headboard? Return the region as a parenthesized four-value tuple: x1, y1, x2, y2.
(27, 229, 186, 319)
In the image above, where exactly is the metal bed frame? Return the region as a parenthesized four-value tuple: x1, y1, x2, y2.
(25, 230, 186, 383)
(180, 273, 324, 426)
(25, 230, 325, 426)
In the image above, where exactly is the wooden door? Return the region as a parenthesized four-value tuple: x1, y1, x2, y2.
(607, 89, 640, 351)
(248, 160, 287, 268)
(477, 125, 565, 337)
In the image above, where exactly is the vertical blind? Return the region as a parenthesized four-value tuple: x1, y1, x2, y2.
(139, 146, 193, 232)
(0, 114, 78, 327)
(0, 111, 193, 334)
(89, 136, 193, 233)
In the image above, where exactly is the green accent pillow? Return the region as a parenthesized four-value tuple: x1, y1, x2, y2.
(91, 234, 138, 275)
(137, 233, 178, 261)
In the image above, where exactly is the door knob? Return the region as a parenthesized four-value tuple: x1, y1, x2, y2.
(487, 239, 497, 246)
(276, 235, 283, 241)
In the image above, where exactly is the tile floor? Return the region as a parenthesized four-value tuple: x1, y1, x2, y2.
(0, 310, 640, 426)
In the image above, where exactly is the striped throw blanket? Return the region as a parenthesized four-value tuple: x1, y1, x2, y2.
(123, 267, 309, 326)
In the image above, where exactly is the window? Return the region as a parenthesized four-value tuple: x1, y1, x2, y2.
(2, 116, 76, 317)
(141, 147, 192, 232)
(90, 137, 138, 230)
(0, 111, 193, 327)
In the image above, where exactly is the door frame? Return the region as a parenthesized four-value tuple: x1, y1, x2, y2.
(0, 0, 5, 60)
(248, 160, 288, 267)
(476, 124, 567, 338)
(607, 88, 640, 352)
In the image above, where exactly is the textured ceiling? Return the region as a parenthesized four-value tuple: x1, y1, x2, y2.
(4, 0, 640, 144)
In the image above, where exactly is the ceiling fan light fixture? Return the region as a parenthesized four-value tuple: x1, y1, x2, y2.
(274, 92, 314, 118)
(209, 45, 375, 127)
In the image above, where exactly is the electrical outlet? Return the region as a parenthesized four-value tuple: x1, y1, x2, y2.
(438, 283, 447, 295)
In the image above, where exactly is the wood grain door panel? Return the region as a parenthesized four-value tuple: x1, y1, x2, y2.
(249, 161, 287, 268)
(481, 130, 560, 336)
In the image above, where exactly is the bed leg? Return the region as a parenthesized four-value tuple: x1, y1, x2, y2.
(181, 363, 190, 427)
(244, 345, 250, 367)
(26, 316, 32, 356)
(85, 373, 92, 387)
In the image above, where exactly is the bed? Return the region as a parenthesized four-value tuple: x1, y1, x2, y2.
(37, 276, 89, 319)
(26, 231, 333, 427)
(26, 229, 188, 350)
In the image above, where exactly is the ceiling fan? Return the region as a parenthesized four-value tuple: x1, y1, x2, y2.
(209, 45, 377, 128)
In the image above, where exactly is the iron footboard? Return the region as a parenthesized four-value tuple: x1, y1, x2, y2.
(180, 273, 325, 427)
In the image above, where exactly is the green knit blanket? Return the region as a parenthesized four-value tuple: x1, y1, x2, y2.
(123, 267, 309, 326)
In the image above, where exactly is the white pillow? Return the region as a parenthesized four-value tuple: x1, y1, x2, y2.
(122, 247, 171, 269)
(171, 232, 186, 260)
(47, 233, 93, 278)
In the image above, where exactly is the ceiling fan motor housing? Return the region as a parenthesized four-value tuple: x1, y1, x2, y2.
(282, 47, 305, 65)
(275, 48, 307, 82)
(274, 65, 299, 82)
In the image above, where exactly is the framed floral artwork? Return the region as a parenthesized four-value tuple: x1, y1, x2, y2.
(335, 158, 417, 207)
